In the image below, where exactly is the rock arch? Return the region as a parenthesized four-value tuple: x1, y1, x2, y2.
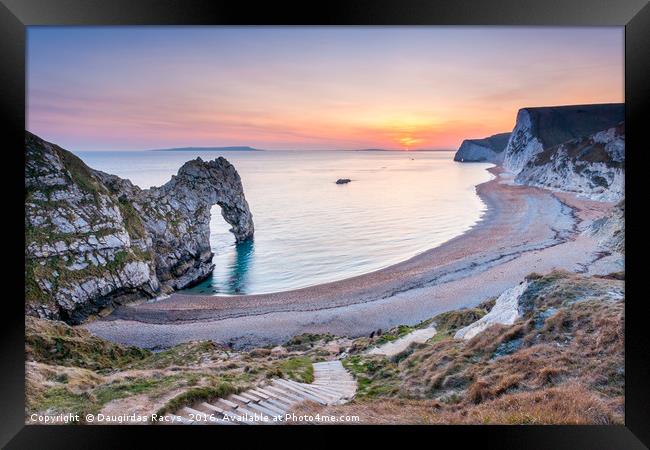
(25, 130, 254, 323)
(134, 157, 255, 290)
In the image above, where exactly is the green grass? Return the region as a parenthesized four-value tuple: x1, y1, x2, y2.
(276, 356, 314, 383)
(58, 147, 105, 197)
(93, 375, 183, 405)
(26, 316, 150, 370)
(27, 373, 233, 422)
(372, 325, 415, 346)
(128, 341, 223, 370)
(342, 355, 400, 399)
(155, 382, 238, 416)
(28, 386, 100, 421)
(423, 307, 490, 343)
(24, 261, 54, 310)
(283, 333, 334, 351)
(117, 197, 147, 239)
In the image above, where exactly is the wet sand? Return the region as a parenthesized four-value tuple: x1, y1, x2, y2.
(83, 167, 619, 349)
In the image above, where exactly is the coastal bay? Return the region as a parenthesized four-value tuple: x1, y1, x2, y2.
(84, 167, 619, 349)
(23, 26, 628, 427)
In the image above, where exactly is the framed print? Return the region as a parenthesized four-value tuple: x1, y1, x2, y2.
(1, 0, 648, 447)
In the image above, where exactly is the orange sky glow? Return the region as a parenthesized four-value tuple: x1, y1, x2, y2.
(27, 27, 624, 151)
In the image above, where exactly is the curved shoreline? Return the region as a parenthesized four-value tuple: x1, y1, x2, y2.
(83, 167, 618, 349)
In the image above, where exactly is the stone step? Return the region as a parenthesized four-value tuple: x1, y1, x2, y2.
(243, 400, 282, 418)
(281, 378, 342, 400)
(277, 379, 341, 403)
(208, 401, 260, 425)
(312, 384, 356, 392)
(313, 374, 349, 378)
(217, 398, 240, 409)
(239, 392, 263, 403)
(314, 370, 352, 374)
(259, 400, 287, 415)
(249, 388, 273, 401)
(264, 385, 309, 403)
(247, 397, 285, 415)
(230, 393, 252, 404)
(314, 379, 354, 383)
(314, 384, 353, 389)
(263, 397, 292, 412)
(294, 381, 345, 397)
(173, 359, 357, 425)
(274, 378, 331, 396)
(271, 380, 329, 405)
(314, 379, 347, 383)
(255, 387, 296, 406)
(201, 402, 253, 425)
(228, 403, 272, 425)
(301, 386, 345, 399)
(199, 402, 227, 415)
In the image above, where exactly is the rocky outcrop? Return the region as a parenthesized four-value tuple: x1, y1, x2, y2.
(589, 200, 625, 253)
(502, 103, 624, 174)
(453, 132, 511, 164)
(454, 281, 529, 340)
(515, 123, 624, 202)
(454, 270, 625, 341)
(94, 157, 254, 291)
(25, 132, 253, 323)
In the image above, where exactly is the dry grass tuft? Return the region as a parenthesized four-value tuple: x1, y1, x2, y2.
(289, 384, 623, 425)
(302, 271, 625, 424)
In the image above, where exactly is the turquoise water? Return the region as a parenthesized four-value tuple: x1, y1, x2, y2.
(75, 150, 493, 295)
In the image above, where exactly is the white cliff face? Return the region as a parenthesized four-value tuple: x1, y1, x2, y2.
(25, 133, 160, 322)
(502, 109, 544, 174)
(454, 282, 529, 341)
(502, 104, 624, 175)
(515, 124, 624, 202)
(588, 200, 625, 253)
(453, 132, 511, 164)
(25, 132, 253, 323)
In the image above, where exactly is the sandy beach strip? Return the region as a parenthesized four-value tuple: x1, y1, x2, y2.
(83, 167, 619, 349)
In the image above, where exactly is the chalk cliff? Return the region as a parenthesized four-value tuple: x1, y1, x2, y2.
(25, 132, 253, 323)
(515, 123, 624, 202)
(502, 103, 624, 174)
(453, 132, 511, 164)
(589, 199, 625, 253)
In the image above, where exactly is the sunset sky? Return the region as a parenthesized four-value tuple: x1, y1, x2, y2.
(27, 27, 624, 151)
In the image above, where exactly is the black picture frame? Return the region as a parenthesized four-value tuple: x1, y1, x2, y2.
(1, 0, 648, 447)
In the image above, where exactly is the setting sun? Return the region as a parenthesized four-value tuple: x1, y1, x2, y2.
(398, 136, 422, 149)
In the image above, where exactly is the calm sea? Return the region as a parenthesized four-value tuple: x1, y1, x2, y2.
(75, 150, 493, 295)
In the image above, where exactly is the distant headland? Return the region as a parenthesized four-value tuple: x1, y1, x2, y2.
(151, 146, 263, 152)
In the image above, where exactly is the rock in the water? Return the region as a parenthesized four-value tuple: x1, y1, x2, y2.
(25, 132, 254, 323)
(502, 103, 624, 174)
(515, 123, 624, 202)
(453, 132, 511, 163)
(336, 178, 351, 184)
